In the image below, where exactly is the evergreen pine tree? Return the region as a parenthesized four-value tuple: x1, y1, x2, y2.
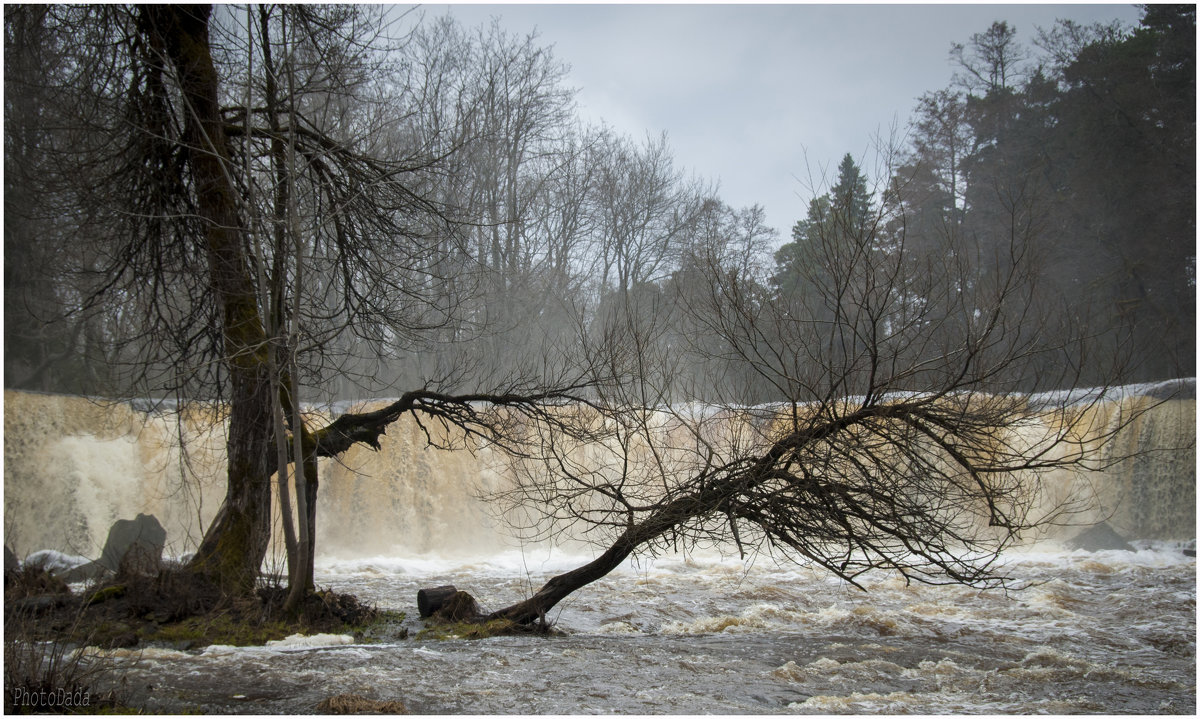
(772, 153, 874, 309)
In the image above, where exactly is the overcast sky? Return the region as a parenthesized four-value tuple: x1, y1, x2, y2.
(430, 2, 1144, 241)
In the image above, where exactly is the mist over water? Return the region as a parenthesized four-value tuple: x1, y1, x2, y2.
(4, 383, 1195, 713)
(5, 383, 1194, 559)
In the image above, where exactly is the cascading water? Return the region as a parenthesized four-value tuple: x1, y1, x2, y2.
(3, 391, 229, 559)
(5, 382, 1193, 559)
(4, 382, 1194, 714)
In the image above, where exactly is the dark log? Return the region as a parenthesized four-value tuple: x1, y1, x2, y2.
(433, 591, 482, 622)
(417, 585, 458, 618)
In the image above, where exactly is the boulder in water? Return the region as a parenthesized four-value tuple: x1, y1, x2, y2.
(1065, 522, 1135, 552)
(59, 560, 110, 583)
(99, 513, 166, 576)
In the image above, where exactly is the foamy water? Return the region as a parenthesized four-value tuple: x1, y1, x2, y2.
(6, 387, 1194, 712)
(86, 543, 1194, 714)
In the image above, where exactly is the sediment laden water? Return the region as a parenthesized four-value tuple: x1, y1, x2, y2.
(77, 548, 1196, 714)
(3, 384, 1195, 713)
(4, 382, 1194, 559)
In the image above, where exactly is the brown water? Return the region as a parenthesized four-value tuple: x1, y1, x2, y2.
(4, 385, 1195, 713)
(4, 384, 1195, 560)
(85, 546, 1194, 714)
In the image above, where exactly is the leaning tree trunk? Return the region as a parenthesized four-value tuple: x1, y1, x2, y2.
(142, 5, 276, 596)
(487, 532, 642, 625)
(487, 492, 714, 625)
(484, 417, 862, 625)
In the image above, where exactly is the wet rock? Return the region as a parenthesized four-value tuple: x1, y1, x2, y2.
(9, 592, 70, 614)
(103, 622, 140, 649)
(1065, 522, 1135, 552)
(59, 560, 111, 583)
(99, 513, 167, 576)
(1142, 378, 1196, 400)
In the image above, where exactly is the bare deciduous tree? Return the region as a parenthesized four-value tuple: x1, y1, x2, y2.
(464, 157, 1143, 626)
(4, 4, 616, 605)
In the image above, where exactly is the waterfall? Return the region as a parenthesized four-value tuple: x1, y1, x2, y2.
(3, 382, 1194, 560)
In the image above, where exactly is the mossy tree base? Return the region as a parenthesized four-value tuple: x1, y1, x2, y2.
(415, 587, 557, 639)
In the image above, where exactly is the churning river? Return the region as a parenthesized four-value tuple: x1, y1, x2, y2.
(90, 544, 1194, 714)
(4, 385, 1195, 714)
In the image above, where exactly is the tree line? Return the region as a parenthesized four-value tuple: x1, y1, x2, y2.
(774, 8, 1194, 387)
(8, 7, 1192, 402)
(4, 6, 767, 402)
(3, 5, 1189, 617)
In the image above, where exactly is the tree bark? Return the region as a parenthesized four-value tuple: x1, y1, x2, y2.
(487, 493, 710, 624)
(255, 3, 299, 579)
(284, 427, 318, 616)
(487, 534, 639, 625)
(142, 5, 275, 596)
(416, 585, 459, 618)
(484, 413, 871, 625)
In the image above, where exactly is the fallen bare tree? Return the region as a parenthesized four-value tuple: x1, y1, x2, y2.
(440, 161, 1153, 627)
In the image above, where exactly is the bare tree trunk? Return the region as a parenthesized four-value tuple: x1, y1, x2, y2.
(283, 408, 314, 615)
(301, 438, 319, 591)
(487, 531, 641, 625)
(250, 3, 298, 578)
(143, 5, 275, 596)
(272, 401, 298, 573)
(281, 16, 318, 613)
(488, 483, 728, 624)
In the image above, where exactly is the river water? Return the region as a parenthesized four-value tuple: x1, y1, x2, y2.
(92, 542, 1193, 714)
(6, 387, 1194, 713)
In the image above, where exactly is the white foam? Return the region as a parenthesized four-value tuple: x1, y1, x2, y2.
(74, 646, 191, 662)
(265, 633, 355, 649)
(23, 549, 92, 573)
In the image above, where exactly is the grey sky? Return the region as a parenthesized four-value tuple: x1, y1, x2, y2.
(433, 3, 1144, 240)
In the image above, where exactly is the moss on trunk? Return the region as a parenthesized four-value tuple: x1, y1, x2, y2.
(140, 5, 275, 597)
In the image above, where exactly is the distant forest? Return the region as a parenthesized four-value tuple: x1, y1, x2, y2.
(5, 5, 1194, 401)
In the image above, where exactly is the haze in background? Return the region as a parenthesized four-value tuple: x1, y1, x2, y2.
(436, 3, 1144, 238)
